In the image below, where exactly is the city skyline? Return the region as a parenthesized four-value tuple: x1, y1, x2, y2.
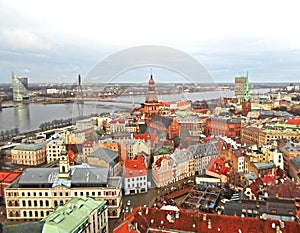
(1, 1, 300, 84)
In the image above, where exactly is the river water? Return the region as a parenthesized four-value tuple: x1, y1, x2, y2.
(0, 89, 270, 133)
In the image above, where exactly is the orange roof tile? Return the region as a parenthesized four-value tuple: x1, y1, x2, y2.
(124, 155, 147, 178)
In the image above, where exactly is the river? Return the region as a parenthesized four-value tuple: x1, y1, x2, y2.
(0, 89, 270, 133)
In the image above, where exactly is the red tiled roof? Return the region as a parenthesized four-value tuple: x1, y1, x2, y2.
(0, 171, 21, 183)
(113, 207, 300, 233)
(134, 133, 157, 145)
(68, 149, 77, 163)
(263, 179, 300, 198)
(124, 155, 147, 178)
(82, 140, 94, 148)
(111, 118, 126, 124)
(286, 116, 300, 125)
(154, 156, 168, 168)
(207, 158, 230, 176)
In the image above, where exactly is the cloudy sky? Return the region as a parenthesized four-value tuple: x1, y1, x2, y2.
(0, 0, 300, 84)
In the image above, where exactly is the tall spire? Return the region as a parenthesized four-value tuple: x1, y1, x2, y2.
(145, 72, 158, 103)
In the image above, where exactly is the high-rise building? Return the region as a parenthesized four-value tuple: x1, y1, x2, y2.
(242, 76, 251, 116)
(234, 75, 248, 98)
(12, 73, 29, 102)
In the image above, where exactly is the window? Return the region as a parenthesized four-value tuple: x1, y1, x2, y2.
(22, 200, 26, 206)
(34, 200, 37, 207)
(39, 192, 43, 197)
(45, 200, 49, 206)
(40, 200, 43, 206)
(28, 200, 32, 207)
(23, 211, 27, 217)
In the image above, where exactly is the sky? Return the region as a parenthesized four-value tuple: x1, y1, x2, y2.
(0, 0, 300, 84)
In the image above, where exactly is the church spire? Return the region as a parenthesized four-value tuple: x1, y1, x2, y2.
(145, 72, 158, 103)
(244, 76, 250, 102)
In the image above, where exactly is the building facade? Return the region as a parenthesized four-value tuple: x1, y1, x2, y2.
(5, 152, 122, 220)
(11, 141, 48, 166)
(123, 155, 148, 195)
(206, 117, 241, 139)
(234, 75, 247, 98)
(152, 156, 173, 188)
(12, 73, 29, 102)
(46, 139, 66, 163)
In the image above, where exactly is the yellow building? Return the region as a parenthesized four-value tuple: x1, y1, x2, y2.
(11, 141, 48, 166)
(5, 151, 122, 220)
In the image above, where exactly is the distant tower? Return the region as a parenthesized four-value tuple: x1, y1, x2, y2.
(144, 72, 160, 125)
(242, 74, 251, 116)
(234, 74, 248, 103)
(59, 150, 70, 179)
(76, 74, 84, 103)
(76, 74, 84, 116)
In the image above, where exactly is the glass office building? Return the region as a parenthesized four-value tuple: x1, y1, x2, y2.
(12, 73, 29, 102)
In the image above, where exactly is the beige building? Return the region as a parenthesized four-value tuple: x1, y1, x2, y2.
(119, 139, 150, 163)
(5, 151, 122, 220)
(46, 139, 66, 163)
(242, 124, 300, 147)
(234, 76, 248, 98)
(11, 141, 48, 166)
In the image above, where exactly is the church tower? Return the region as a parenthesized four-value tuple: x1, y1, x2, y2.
(144, 73, 160, 125)
(242, 75, 251, 116)
(59, 150, 70, 179)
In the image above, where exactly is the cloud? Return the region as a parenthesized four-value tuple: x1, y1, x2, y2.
(0, 29, 52, 51)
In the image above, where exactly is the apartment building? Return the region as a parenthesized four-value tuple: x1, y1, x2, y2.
(46, 139, 66, 163)
(123, 155, 148, 195)
(11, 141, 48, 166)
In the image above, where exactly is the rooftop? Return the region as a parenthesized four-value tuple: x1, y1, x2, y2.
(113, 207, 300, 233)
(12, 140, 48, 151)
(87, 147, 119, 165)
(43, 197, 106, 233)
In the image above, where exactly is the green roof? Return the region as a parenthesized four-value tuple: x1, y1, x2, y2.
(155, 145, 173, 155)
(43, 197, 106, 233)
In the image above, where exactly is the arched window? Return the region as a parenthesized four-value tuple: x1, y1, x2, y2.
(23, 211, 27, 217)
(29, 211, 33, 217)
(8, 200, 12, 206)
(40, 200, 43, 206)
(9, 211, 13, 217)
(59, 200, 64, 206)
(34, 200, 37, 207)
(15, 200, 19, 206)
(28, 200, 32, 207)
(16, 211, 20, 217)
(62, 166, 66, 173)
(41, 211, 44, 217)
(22, 200, 26, 206)
(45, 200, 49, 206)
(35, 211, 38, 217)
(54, 200, 58, 207)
